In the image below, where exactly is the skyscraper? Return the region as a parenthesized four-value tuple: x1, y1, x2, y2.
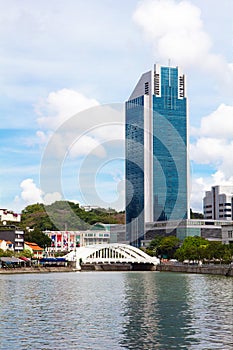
(125, 64, 189, 247)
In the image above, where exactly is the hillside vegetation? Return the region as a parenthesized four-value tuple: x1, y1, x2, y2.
(20, 201, 125, 231)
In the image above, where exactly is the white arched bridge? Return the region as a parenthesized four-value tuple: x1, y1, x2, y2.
(65, 243, 160, 270)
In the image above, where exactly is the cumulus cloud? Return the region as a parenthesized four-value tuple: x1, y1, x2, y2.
(190, 103, 233, 176)
(35, 92, 125, 161)
(133, 0, 233, 91)
(43, 192, 62, 205)
(68, 135, 106, 158)
(190, 171, 233, 213)
(36, 88, 99, 130)
(17, 178, 43, 205)
(198, 104, 233, 139)
(190, 103, 233, 210)
(133, 0, 210, 66)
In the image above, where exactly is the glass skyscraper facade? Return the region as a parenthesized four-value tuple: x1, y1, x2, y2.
(125, 64, 189, 247)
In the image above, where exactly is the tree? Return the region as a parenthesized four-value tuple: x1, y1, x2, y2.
(158, 236, 180, 259)
(190, 209, 204, 219)
(24, 227, 51, 248)
(0, 248, 14, 257)
(174, 236, 232, 263)
(175, 236, 208, 262)
(206, 241, 232, 263)
(145, 236, 163, 256)
(15, 249, 33, 258)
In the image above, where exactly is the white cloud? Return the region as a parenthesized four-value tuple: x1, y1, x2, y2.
(190, 171, 233, 212)
(36, 88, 99, 130)
(68, 135, 106, 158)
(43, 192, 62, 205)
(133, 0, 211, 67)
(199, 104, 233, 138)
(190, 138, 229, 164)
(190, 103, 233, 211)
(190, 177, 206, 212)
(133, 0, 233, 92)
(18, 178, 43, 205)
(35, 95, 125, 161)
(190, 103, 233, 178)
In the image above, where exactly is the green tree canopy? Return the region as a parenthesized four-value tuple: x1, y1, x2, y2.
(20, 201, 124, 232)
(0, 248, 14, 257)
(158, 236, 180, 259)
(24, 227, 51, 248)
(175, 236, 232, 263)
(145, 235, 180, 259)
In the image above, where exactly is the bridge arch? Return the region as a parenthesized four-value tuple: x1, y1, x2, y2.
(65, 243, 160, 270)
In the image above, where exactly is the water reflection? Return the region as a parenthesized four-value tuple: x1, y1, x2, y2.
(121, 272, 198, 349)
(186, 275, 233, 349)
(120, 272, 233, 350)
(0, 272, 232, 350)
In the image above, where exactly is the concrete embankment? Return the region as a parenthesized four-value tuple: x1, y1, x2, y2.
(156, 264, 233, 276)
(0, 266, 75, 274)
(81, 263, 157, 271)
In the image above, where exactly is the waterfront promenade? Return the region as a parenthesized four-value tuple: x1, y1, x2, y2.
(157, 263, 233, 276)
(1, 262, 232, 275)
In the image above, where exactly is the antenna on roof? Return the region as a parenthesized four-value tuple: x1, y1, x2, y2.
(168, 58, 171, 86)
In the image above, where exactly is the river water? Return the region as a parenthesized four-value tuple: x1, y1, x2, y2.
(0, 271, 232, 349)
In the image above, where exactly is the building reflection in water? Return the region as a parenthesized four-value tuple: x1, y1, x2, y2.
(120, 272, 199, 349)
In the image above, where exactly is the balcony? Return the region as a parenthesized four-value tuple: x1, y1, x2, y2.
(15, 238, 24, 242)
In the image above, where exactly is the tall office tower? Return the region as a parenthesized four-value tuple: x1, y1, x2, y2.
(125, 64, 189, 247)
(203, 185, 233, 221)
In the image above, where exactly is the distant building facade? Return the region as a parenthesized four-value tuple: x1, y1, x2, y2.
(143, 219, 233, 246)
(45, 223, 111, 253)
(203, 185, 233, 221)
(221, 223, 233, 244)
(0, 209, 21, 223)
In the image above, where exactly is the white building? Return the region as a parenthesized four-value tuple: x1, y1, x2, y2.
(203, 185, 233, 221)
(0, 209, 21, 223)
(44, 223, 111, 253)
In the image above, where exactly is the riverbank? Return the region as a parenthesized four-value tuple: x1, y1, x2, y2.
(156, 264, 233, 276)
(0, 266, 75, 274)
(1, 263, 232, 276)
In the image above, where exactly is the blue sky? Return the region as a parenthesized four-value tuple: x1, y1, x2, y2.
(0, 0, 233, 213)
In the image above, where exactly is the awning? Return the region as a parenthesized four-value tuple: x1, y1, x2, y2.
(19, 257, 30, 262)
(0, 257, 23, 263)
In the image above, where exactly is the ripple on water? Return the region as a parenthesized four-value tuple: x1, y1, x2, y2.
(0, 272, 232, 350)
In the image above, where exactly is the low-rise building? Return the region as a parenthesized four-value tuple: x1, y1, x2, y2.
(0, 209, 21, 223)
(0, 226, 24, 252)
(142, 219, 233, 246)
(24, 242, 44, 259)
(221, 223, 233, 244)
(0, 239, 14, 251)
(45, 223, 113, 253)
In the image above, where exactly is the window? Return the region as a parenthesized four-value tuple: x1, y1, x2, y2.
(179, 75, 185, 98)
(154, 73, 160, 95)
